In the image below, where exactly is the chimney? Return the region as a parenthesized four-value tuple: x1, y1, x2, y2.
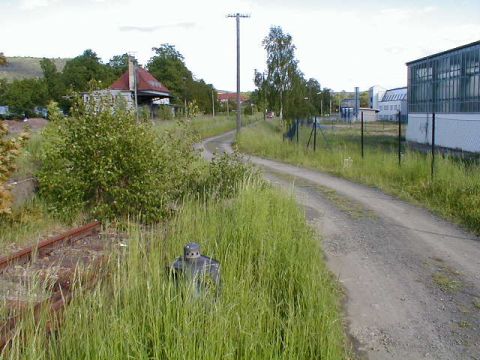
(128, 57, 135, 91)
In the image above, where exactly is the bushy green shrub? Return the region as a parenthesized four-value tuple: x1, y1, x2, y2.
(38, 98, 202, 222)
(201, 150, 261, 198)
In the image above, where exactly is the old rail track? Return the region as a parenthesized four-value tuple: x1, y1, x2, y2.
(0, 221, 114, 350)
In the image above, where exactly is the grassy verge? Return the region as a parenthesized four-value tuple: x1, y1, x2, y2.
(237, 121, 480, 234)
(9, 183, 349, 359)
(154, 114, 260, 139)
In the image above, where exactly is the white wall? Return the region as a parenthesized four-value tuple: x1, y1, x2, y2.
(407, 113, 480, 153)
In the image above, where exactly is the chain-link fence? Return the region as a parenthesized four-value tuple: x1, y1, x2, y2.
(284, 110, 479, 179)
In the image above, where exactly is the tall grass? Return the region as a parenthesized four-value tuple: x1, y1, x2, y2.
(155, 114, 260, 140)
(238, 121, 480, 234)
(6, 184, 349, 359)
(0, 198, 86, 252)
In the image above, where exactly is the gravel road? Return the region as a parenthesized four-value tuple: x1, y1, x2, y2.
(200, 131, 480, 360)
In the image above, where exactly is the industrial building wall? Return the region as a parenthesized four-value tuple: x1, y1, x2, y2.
(406, 113, 480, 153)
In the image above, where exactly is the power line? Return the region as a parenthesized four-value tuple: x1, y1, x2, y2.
(227, 13, 250, 134)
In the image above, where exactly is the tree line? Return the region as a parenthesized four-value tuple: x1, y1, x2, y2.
(0, 45, 218, 118)
(251, 26, 372, 122)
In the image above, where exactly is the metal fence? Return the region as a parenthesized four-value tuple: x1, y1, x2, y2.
(284, 110, 480, 179)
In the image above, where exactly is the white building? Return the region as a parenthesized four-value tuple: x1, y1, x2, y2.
(378, 87, 407, 121)
(406, 41, 480, 153)
(368, 85, 386, 110)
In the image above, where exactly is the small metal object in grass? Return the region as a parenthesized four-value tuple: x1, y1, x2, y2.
(170, 243, 221, 297)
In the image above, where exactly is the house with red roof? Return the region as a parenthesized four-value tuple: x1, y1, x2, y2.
(217, 92, 247, 104)
(83, 60, 172, 116)
(110, 65, 171, 104)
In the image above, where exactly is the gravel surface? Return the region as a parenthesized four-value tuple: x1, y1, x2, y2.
(201, 131, 480, 360)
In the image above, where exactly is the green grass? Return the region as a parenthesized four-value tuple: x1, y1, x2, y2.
(7, 183, 350, 359)
(13, 131, 44, 180)
(0, 198, 85, 252)
(0, 57, 68, 82)
(154, 114, 260, 140)
(237, 120, 480, 234)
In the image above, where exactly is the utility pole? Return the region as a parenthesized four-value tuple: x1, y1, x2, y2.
(212, 89, 215, 117)
(227, 12, 250, 134)
(128, 54, 139, 122)
(263, 72, 266, 121)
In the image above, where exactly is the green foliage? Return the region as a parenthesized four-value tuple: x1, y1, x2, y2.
(61, 50, 115, 92)
(1, 78, 48, 116)
(7, 185, 348, 359)
(263, 26, 298, 120)
(201, 150, 260, 198)
(0, 121, 29, 215)
(147, 44, 218, 114)
(40, 58, 65, 103)
(38, 97, 200, 222)
(107, 53, 136, 77)
(157, 105, 173, 120)
(0, 53, 7, 66)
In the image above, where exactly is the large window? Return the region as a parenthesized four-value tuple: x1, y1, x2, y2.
(408, 44, 480, 113)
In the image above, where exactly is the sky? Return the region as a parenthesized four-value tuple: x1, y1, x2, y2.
(1, 0, 479, 92)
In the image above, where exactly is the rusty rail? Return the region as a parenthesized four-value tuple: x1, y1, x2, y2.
(0, 221, 101, 272)
(0, 221, 103, 351)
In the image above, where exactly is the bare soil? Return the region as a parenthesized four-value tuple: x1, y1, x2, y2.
(201, 131, 480, 360)
(4, 118, 48, 135)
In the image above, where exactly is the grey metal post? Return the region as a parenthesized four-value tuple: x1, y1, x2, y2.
(431, 113, 436, 180)
(360, 111, 363, 159)
(314, 116, 317, 151)
(398, 110, 402, 166)
(296, 119, 299, 144)
(212, 89, 215, 117)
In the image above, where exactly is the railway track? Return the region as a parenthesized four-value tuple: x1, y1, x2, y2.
(0, 221, 115, 350)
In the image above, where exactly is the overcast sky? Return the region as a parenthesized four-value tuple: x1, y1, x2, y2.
(1, 0, 479, 92)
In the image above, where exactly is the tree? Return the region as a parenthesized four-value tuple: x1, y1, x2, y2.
(62, 49, 115, 92)
(360, 91, 369, 108)
(147, 44, 192, 102)
(3, 79, 48, 116)
(147, 44, 218, 115)
(40, 58, 65, 102)
(107, 53, 137, 77)
(0, 53, 7, 67)
(262, 26, 298, 120)
(283, 70, 313, 120)
(253, 69, 269, 118)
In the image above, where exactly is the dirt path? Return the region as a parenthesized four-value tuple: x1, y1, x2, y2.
(200, 131, 480, 360)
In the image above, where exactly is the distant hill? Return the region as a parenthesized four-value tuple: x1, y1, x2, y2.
(0, 57, 69, 82)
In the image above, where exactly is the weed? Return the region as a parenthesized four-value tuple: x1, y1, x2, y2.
(238, 121, 480, 234)
(6, 184, 350, 359)
(432, 272, 463, 293)
(473, 298, 480, 310)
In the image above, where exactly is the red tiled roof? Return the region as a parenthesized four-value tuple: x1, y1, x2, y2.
(218, 92, 246, 102)
(110, 67, 170, 94)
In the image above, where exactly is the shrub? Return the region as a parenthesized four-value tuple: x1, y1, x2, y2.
(38, 98, 201, 222)
(0, 121, 29, 215)
(201, 150, 261, 198)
